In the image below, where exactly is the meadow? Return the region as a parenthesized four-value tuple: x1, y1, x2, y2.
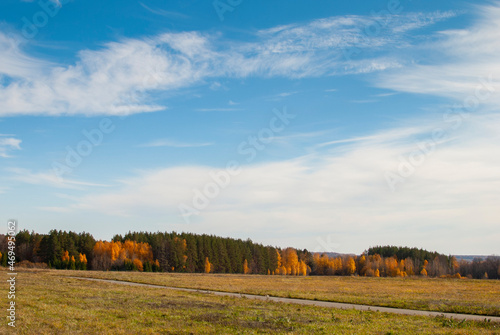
(3, 269, 499, 334)
(58, 270, 500, 316)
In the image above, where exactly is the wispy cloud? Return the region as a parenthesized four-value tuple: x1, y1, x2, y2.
(7, 168, 110, 189)
(0, 10, 454, 116)
(277, 91, 298, 97)
(0, 34, 47, 79)
(64, 113, 500, 253)
(266, 91, 300, 101)
(256, 11, 456, 52)
(273, 130, 334, 145)
(377, 3, 500, 106)
(317, 135, 378, 147)
(0, 136, 22, 158)
(139, 2, 189, 19)
(317, 124, 442, 148)
(372, 92, 398, 97)
(137, 139, 214, 148)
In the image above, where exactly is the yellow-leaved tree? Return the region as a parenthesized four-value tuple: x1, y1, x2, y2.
(420, 260, 428, 276)
(275, 250, 282, 275)
(298, 260, 309, 276)
(243, 259, 251, 274)
(282, 248, 299, 275)
(345, 256, 356, 275)
(92, 240, 155, 271)
(204, 257, 212, 273)
(358, 255, 367, 275)
(61, 250, 70, 262)
(385, 257, 399, 277)
(79, 253, 87, 264)
(133, 258, 143, 272)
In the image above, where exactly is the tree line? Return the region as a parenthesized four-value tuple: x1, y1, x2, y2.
(0, 230, 498, 279)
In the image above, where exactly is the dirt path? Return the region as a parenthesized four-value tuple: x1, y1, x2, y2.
(67, 276, 500, 323)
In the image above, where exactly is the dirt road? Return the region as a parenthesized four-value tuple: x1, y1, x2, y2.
(67, 276, 500, 323)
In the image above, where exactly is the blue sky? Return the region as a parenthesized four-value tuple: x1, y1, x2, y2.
(1, 0, 499, 255)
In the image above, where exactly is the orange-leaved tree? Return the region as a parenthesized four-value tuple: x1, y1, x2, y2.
(92, 240, 155, 271)
(420, 260, 428, 276)
(345, 256, 356, 275)
(61, 250, 70, 262)
(243, 259, 251, 274)
(204, 257, 212, 273)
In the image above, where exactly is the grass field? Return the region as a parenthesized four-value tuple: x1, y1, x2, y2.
(2, 270, 499, 334)
(56, 270, 500, 317)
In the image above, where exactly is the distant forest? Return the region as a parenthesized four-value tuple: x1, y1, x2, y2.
(1, 230, 499, 279)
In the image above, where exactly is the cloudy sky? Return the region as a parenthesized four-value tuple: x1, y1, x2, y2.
(0, 0, 499, 255)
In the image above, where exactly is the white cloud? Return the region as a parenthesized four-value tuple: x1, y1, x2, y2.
(256, 11, 456, 53)
(372, 92, 397, 97)
(377, 3, 500, 106)
(0, 135, 22, 158)
(139, 2, 189, 19)
(65, 113, 500, 254)
(273, 130, 333, 146)
(0, 10, 453, 116)
(7, 168, 110, 189)
(266, 91, 300, 101)
(0, 32, 207, 116)
(0, 34, 47, 79)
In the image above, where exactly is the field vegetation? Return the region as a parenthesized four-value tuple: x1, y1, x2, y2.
(58, 269, 500, 316)
(4, 269, 499, 334)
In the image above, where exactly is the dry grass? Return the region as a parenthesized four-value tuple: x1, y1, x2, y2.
(1, 270, 498, 334)
(56, 270, 500, 316)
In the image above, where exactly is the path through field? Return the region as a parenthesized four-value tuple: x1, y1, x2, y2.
(68, 276, 500, 323)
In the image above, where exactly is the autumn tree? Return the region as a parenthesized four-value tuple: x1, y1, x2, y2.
(384, 257, 400, 277)
(79, 253, 88, 270)
(61, 250, 70, 262)
(298, 260, 309, 276)
(11, 228, 496, 279)
(243, 259, 250, 274)
(91, 240, 156, 271)
(420, 260, 428, 276)
(404, 257, 414, 276)
(133, 258, 144, 272)
(345, 256, 356, 275)
(281, 248, 299, 275)
(358, 255, 367, 275)
(204, 257, 212, 273)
